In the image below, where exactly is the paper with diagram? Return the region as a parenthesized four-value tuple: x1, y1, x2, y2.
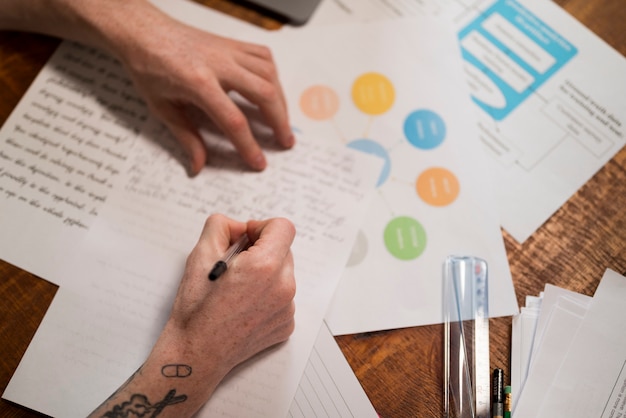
(264, 16, 517, 334)
(305, 0, 626, 243)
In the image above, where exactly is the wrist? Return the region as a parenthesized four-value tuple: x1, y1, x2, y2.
(1, 0, 174, 62)
(63, 0, 172, 59)
(147, 320, 233, 396)
(1, 0, 145, 51)
(93, 330, 228, 418)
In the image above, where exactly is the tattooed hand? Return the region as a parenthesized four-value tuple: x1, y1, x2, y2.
(89, 214, 296, 417)
(157, 213, 297, 381)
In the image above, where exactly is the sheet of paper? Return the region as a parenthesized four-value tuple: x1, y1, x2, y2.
(1, 3, 382, 416)
(514, 294, 590, 417)
(0, 41, 146, 284)
(510, 303, 540, 400)
(537, 269, 626, 417)
(3, 118, 380, 417)
(4, 289, 378, 418)
(510, 285, 593, 410)
(0, 1, 270, 286)
(271, 16, 516, 334)
(288, 322, 378, 418)
(528, 284, 591, 369)
(90, 127, 380, 418)
(305, 0, 475, 25)
(304, 0, 626, 243)
(3, 287, 155, 416)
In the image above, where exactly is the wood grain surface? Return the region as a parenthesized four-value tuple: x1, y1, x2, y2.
(1, 1, 625, 417)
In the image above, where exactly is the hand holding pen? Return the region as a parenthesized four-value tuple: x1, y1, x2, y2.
(89, 214, 296, 417)
(191, 214, 296, 361)
(208, 233, 250, 280)
(179, 214, 296, 370)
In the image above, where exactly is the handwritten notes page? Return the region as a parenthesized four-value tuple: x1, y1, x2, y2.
(78, 121, 380, 418)
(0, 15, 382, 418)
(0, 41, 146, 283)
(5, 127, 380, 417)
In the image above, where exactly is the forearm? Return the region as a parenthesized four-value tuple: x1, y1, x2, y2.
(89, 324, 228, 418)
(0, 0, 169, 58)
(1, 0, 294, 173)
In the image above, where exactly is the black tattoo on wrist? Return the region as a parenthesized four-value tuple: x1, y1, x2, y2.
(161, 364, 192, 378)
(93, 366, 143, 412)
(102, 389, 186, 417)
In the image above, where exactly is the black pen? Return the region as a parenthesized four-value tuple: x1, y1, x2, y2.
(492, 368, 504, 418)
(208, 233, 250, 281)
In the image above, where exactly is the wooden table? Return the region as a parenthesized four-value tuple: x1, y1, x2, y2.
(1, 1, 625, 416)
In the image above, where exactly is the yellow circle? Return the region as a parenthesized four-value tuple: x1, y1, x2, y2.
(416, 167, 460, 206)
(299, 85, 340, 121)
(352, 73, 395, 115)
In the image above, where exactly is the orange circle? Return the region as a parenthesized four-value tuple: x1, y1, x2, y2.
(299, 85, 340, 120)
(416, 167, 460, 206)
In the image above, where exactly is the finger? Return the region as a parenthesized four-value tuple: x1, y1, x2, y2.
(194, 84, 267, 170)
(233, 48, 287, 110)
(197, 214, 248, 257)
(246, 218, 296, 261)
(177, 214, 245, 303)
(229, 39, 282, 65)
(233, 53, 294, 149)
(151, 101, 208, 176)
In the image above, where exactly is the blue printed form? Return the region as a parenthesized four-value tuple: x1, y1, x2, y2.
(459, 0, 577, 120)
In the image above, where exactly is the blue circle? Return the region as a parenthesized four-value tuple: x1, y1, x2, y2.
(347, 138, 391, 187)
(403, 109, 446, 150)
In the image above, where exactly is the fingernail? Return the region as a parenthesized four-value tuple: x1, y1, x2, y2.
(285, 134, 296, 148)
(252, 154, 267, 171)
(187, 152, 202, 177)
(186, 160, 198, 177)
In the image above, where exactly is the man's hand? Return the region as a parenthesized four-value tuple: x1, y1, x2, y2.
(114, 13, 295, 174)
(88, 214, 296, 418)
(162, 213, 297, 375)
(1, 0, 295, 175)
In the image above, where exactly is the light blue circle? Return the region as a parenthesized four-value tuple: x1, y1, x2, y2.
(347, 138, 391, 187)
(403, 109, 446, 150)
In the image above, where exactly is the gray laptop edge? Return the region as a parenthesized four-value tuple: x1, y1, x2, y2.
(238, 0, 324, 26)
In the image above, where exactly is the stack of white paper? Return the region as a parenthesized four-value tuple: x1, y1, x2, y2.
(511, 269, 626, 417)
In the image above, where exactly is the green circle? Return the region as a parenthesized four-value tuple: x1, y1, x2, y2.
(384, 216, 427, 260)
